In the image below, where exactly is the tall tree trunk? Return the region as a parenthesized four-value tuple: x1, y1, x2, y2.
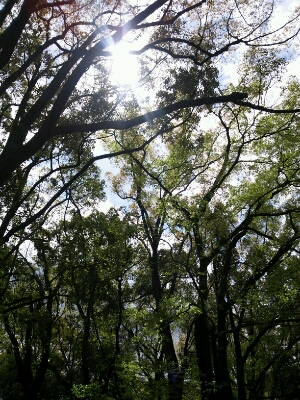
(214, 303, 234, 400)
(229, 307, 247, 400)
(151, 247, 184, 400)
(193, 223, 215, 399)
(194, 312, 215, 400)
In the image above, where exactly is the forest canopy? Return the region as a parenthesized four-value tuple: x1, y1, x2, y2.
(0, 0, 300, 399)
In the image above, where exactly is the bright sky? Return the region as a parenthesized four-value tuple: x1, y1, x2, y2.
(109, 41, 140, 87)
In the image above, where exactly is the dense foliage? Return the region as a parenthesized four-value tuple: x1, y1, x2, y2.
(0, 0, 300, 399)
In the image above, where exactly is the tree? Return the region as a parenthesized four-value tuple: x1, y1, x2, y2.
(1, 1, 300, 399)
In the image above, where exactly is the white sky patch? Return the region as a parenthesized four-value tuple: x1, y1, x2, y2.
(286, 57, 300, 77)
(95, 197, 115, 213)
(220, 63, 240, 88)
(270, 0, 300, 30)
(94, 141, 120, 182)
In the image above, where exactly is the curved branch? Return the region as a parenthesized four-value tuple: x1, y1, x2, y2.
(53, 93, 249, 136)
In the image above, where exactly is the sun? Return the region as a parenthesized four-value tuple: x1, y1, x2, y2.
(109, 41, 139, 87)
